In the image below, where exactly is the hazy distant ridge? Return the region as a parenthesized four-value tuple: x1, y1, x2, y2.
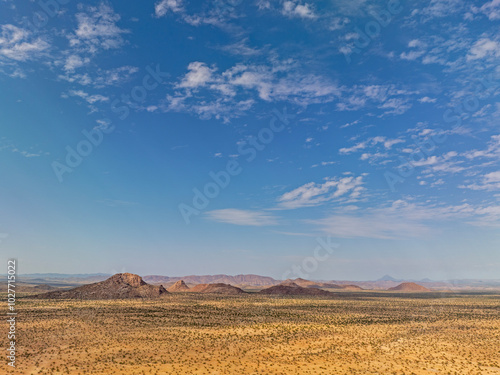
(14, 273, 500, 290)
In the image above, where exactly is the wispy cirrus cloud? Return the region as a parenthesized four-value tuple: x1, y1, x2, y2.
(205, 209, 278, 226)
(0, 138, 44, 158)
(474, 0, 500, 20)
(339, 136, 403, 155)
(419, 0, 465, 19)
(336, 84, 417, 115)
(155, 0, 184, 17)
(0, 24, 49, 62)
(460, 171, 500, 191)
(64, 89, 109, 104)
(154, 0, 242, 28)
(160, 59, 341, 120)
(464, 135, 500, 160)
(68, 3, 129, 54)
(310, 200, 500, 239)
(58, 65, 139, 87)
(277, 176, 365, 209)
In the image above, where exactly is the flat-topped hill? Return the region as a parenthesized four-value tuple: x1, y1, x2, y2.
(189, 283, 246, 294)
(388, 282, 430, 292)
(259, 281, 333, 296)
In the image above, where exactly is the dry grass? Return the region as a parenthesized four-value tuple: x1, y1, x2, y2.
(3, 292, 500, 374)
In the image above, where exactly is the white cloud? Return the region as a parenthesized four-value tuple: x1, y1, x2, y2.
(163, 59, 341, 120)
(420, 0, 465, 19)
(0, 25, 49, 61)
(154, 0, 241, 28)
(464, 135, 500, 160)
(467, 38, 500, 61)
(371, 136, 404, 149)
(63, 54, 89, 72)
(311, 161, 336, 168)
(67, 90, 109, 104)
(339, 142, 366, 154)
(205, 209, 278, 226)
(412, 151, 464, 174)
(0, 138, 43, 158)
(178, 62, 215, 88)
(360, 152, 389, 161)
(431, 179, 445, 187)
(257, 0, 272, 10)
(340, 136, 403, 155)
(336, 85, 416, 115)
(408, 39, 425, 48)
(479, 0, 500, 20)
(418, 96, 437, 103)
(277, 176, 364, 209)
(59, 65, 139, 87)
(378, 98, 412, 115)
(400, 50, 425, 60)
(329, 17, 349, 30)
(94, 118, 112, 131)
(282, 1, 316, 19)
(69, 3, 129, 53)
(155, 0, 183, 17)
(460, 171, 500, 191)
(219, 38, 261, 56)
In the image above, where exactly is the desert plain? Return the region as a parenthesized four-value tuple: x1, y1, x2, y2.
(3, 289, 500, 375)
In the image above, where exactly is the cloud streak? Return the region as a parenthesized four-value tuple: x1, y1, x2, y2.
(205, 209, 278, 226)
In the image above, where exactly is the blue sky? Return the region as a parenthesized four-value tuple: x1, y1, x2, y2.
(1, 0, 499, 280)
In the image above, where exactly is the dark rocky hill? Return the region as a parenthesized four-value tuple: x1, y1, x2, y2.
(34, 273, 168, 299)
(259, 281, 333, 296)
(189, 283, 246, 294)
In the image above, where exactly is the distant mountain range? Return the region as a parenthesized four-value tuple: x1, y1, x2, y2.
(143, 274, 278, 286)
(11, 273, 500, 290)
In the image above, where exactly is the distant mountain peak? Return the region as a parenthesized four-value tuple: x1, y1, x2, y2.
(168, 280, 190, 292)
(378, 275, 399, 281)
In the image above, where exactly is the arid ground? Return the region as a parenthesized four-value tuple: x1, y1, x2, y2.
(4, 292, 500, 374)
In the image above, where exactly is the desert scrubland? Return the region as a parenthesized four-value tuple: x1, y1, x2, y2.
(3, 292, 500, 375)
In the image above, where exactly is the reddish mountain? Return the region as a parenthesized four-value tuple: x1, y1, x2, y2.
(341, 284, 364, 290)
(259, 281, 333, 296)
(388, 282, 430, 292)
(34, 273, 168, 299)
(168, 280, 190, 292)
(189, 283, 246, 294)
